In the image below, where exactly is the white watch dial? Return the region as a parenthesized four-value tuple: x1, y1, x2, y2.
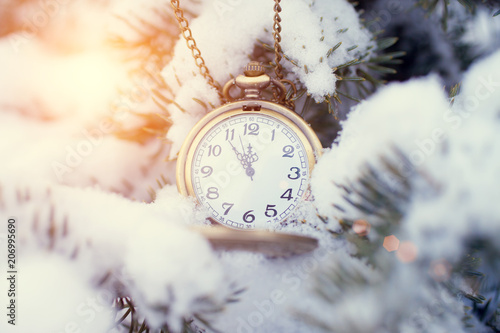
(191, 113, 310, 229)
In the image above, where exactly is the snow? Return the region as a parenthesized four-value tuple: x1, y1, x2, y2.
(463, 8, 500, 57)
(0, 41, 125, 123)
(123, 218, 225, 330)
(312, 49, 500, 259)
(290, 247, 468, 333)
(0, 178, 228, 331)
(0, 0, 237, 329)
(0, 254, 113, 333)
(311, 76, 451, 223)
(162, 0, 373, 158)
(281, 0, 374, 99)
(306, 50, 500, 332)
(405, 50, 500, 260)
(0, 17, 230, 318)
(369, 0, 467, 86)
(212, 243, 343, 333)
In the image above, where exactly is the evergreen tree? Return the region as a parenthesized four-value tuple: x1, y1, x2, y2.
(0, 0, 499, 332)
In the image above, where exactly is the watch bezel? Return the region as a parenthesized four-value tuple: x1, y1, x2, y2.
(176, 100, 323, 225)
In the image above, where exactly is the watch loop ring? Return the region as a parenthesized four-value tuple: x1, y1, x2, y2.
(222, 77, 287, 103)
(222, 79, 243, 102)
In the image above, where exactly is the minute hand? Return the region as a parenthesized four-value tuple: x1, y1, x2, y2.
(229, 140, 253, 179)
(228, 140, 243, 160)
(229, 139, 258, 180)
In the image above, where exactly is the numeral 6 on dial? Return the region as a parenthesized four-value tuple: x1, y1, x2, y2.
(243, 210, 255, 223)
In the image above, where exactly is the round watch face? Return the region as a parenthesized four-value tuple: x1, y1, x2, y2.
(177, 101, 322, 231)
(188, 112, 311, 229)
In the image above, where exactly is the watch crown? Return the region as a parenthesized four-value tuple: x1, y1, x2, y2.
(244, 61, 265, 77)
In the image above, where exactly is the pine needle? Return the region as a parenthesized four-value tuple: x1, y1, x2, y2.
(338, 76, 366, 82)
(336, 90, 361, 102)
(376, 37, 398, 51)
(369, 51, 406, 63)
(327, 42, 343, 58)
(192, 97, 207, 110)
(367, 64, 397, 74)
(346, 45, 359, 52)
(334, 58, 362, 70)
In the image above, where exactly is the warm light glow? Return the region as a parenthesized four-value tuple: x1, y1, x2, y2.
(50, 51, 127, 121)
(279, 180, 289, 189)
(430, 259, 452, 282)
(396, 241, 418, 263)
(17, 1, 130, 124)
(352, 219, 370, 236)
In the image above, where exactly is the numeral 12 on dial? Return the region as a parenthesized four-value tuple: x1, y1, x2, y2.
(190, 113, 311, 229)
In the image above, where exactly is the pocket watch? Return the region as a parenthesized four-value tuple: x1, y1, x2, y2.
(171, 0, 323, 243)
(176, 62, 323, 230)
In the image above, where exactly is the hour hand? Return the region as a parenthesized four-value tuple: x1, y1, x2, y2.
(242, 143, 258, 180)
(246, 143, 259, 163)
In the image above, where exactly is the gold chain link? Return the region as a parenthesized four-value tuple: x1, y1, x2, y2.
(170, 0, 296, 108)
(273, 0, 296, 109)
(273, 0, 284, 81)
(170, 0, 223, 100)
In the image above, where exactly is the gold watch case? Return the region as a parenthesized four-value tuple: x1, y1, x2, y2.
(176, 99, 323, 206)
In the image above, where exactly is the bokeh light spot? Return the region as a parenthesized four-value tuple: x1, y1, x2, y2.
(396, 241, 418, 263)
(383, 235, 400, 252)
(430, 259, 452, 282)
(352, 219, 370, 236)
(279, 180, 289, 189)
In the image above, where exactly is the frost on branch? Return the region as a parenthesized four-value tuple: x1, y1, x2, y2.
(162, 0, 374, 157)
(307, 50, 500, 332)
(0, 180, 227, 331)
